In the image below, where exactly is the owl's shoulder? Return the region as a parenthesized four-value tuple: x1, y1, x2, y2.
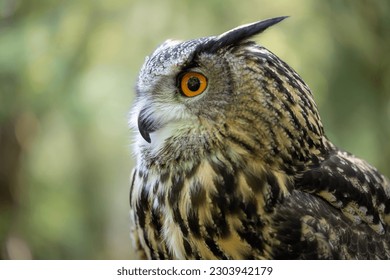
(295, 149, 390, 234)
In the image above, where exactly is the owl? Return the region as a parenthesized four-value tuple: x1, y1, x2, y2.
(129, 16, 390, 259)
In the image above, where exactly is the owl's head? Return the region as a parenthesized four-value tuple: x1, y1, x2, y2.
(131, 17, 326, 170)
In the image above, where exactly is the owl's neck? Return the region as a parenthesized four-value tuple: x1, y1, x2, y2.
(136, 120, 330, 178)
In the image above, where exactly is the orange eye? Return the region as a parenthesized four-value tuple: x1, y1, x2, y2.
(180, 72, 208, 97)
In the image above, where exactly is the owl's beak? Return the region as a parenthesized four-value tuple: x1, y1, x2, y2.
(138, 121, 151, 143)
(137, 107, 159, 143)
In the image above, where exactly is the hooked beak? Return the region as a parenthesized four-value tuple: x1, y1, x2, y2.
(137, 107, 160, 143)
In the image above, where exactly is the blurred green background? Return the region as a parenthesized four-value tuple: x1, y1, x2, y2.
(0, 0, 389, 259)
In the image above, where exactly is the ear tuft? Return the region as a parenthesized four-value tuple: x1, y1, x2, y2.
(199, 16, 288, 53)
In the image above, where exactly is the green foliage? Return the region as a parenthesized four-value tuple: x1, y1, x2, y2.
(0, 0, 389, 259)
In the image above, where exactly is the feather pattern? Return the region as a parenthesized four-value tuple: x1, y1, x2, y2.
(129, 17, 390, 259)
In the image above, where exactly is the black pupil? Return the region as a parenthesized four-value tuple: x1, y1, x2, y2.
(187, 77, 201, 92)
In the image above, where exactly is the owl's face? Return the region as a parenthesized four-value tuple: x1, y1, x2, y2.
(131, 17, 325, 169)
(133, 37, 231, 143)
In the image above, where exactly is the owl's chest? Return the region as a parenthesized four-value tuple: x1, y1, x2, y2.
(129, 162, 280, 259)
